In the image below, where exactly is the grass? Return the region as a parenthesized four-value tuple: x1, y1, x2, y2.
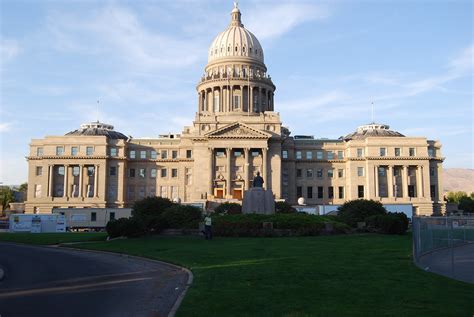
(0, 232, 107, 245)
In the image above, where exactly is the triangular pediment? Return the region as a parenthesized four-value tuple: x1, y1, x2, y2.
(205, 122, 271, 139)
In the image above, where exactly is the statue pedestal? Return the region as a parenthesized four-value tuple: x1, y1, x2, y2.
(242, 188, 275, 214)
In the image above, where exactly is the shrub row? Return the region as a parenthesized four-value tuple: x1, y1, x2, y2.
(365, 212, 409, 235)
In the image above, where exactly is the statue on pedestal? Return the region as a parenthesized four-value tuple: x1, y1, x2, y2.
(242, 172, 275, 214)
(252, 172, 264, 188)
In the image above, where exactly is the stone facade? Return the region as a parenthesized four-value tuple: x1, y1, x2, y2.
(24, 4, 445, 216)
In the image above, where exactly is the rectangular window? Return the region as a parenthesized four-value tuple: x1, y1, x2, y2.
(172, 150, 178, 159)
(216, 150, 225, 158)
(409, 148, 416, 157)
(430, 167, 435, 176)
(56, 166, 65, 176)
(233, 95, 240, 109)
(86, 146, 94, 156)
(72, 166, 80, 176)
(306, 151, 313, 160)
(408, 185, 416, 197)
(37, 147, 43, 156)
(316, 151, 323, 160)
(296, 186, 303, 198)
(395, 148, 401, 157)
(110, 148, 117, 157)
(161, 150, 168, 159)
(307, 186, 313, 199)
(139, 168, 146, 178)
(317, 168, 323, 178)
(91, 212, 97, 222)
(151, 150, 157, 159)
(130, 150, 136, 159)
(338, 186, 344, 199)
(378, 167, 386, 177)
(380, 148, 386, 157)
(338, 169, 344, 178)
(317, 186, 323, 199)
(428, 148, 435, 157)
(234, 150, 242, 157)
(328, 186, 334, 199)
(140, 150, 147, 159)
(430, 185, 436, 198)
(327, 151, 334, 160)
(282, 150, 288, 159)
(110, 212, 115, 221)
(337, 151, 344, 159)
(358, 185, 364, 198)
(36, 166, 43, 176)
(357, 167, 364, 177)
(56, 146, 64, 156)
(129, 168, 135, 178)
(151, 168, 157, 178)
(186, 150, 192, 158)
(109, 166, 116, 176)
(214, 94, 220, 112)
(161, 168, 167, 178)
(296, 169, 302, 178)
(71, 147, 78, 156)
(296, 151, 302, 159)
(328, 169, 334, 178)
(357, 148, 363, 158)
(251, 151, 260, 157)
(171, 168, 178, 178)
(306, 168, 313, 178)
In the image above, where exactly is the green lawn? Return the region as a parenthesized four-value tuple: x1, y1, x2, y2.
(0, 232, 107, 245)
(68, 234, 473, 317)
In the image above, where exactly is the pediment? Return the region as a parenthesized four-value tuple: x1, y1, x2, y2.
(205, 123, 271, 139)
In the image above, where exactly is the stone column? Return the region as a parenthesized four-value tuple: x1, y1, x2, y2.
(416, 165, 423, 198)
(387, 165, 393, 198)
(402, 165, 408, 198)
(198, 91, 202, 112)
(374, 165, 379, 198)
(249, 86, 253, 113)
(48, 165, 54, 197)
(226, 148, 232, 196)
(208, 148, 214, 197)
(79, 165, 84, 198)
(94, 165, 99, 198)
(262, 148, 268, 189)
(63, 165, 68, 198)
(244, 148, 250, 190)
(230, 86, 234, 111)
(219, 86, 223, 113)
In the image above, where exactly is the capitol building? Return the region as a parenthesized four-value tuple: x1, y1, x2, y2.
(25, 5, 445, 216)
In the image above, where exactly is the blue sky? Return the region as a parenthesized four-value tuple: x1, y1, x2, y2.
(0, 0, 472, 185)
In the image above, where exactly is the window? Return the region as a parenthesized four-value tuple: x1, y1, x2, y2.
(72, 166, 80, 176)
(91, 212, 97, 222)
(306, 168, 313, 178)
(161, 168, 167, 178)
(110, 148, 118, 157)
(56, 146, 64, 156)
(234, 150, 242, 157)
(408, 185, 416, 197)
(306, 151, 313, 160)
(317, 169, 323, 178)
(37, 147, 43, 156)
(409, 148, 416, 157)
(130, 150, 136, 159)
(316, 151, 323, 160)
(327, 151, 334, 160)
(36, 166, 43, 176)
(338, 169, 344, 178)
(34, 184, 42, 198)
(139, 168, 146, 178)
(357, 167, 364, 177)
(58, 166, 65, 176)
(378, 167, 386, 177)
(172, 150, 178, 159)
(337, 151, 344, 159)
(357, 148, 363, 158)
(109, 166, 116, 176)
(151, 168, 157, 178)
(338, 186, 344, 199)
(395, 148, 401, 157)
(140, 151, 147, 159)
(358, 185, 364, 198)
(161, 150, 168, 159)
(186, 150, 192, 159)
(307, 186, 313, 199)
(86, 146, 94, 156)
(430, 167, 435, 177)
(282, 150, 288, 159)
(296, 151, 302, 159)
(87, 166, 95, 177)
(233, 95, 240, 109)
(327, 169, 334, 178)
(430, 185, 436, 198)
(296, 186, 303, 198)
(328, 186, 334, 199)
(251, 151, 260, 157)
(214, 94, 220, 112)
(428, 148, 435, 157)
(71, 147, 78, 156)
(172, 168, 178, 178)
(379, 148, 386, 157)
(129, 168, 135, 178)
(296, 169, 302, 178)
(151, 151, 157, 159)
(317, 187, 324, 199)
(110, 212, 115, 221)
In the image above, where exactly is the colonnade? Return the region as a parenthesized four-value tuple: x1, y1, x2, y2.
(47, 164, 99, 199)
(374, 165, 427, 199)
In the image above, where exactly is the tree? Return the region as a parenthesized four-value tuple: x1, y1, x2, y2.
(275, 201, 296, 214)
(18, 182, 28, 201)
(446, 191, 468, 204)
(132, 197, 175, 233)
(337, 199, 387, 227)
(459, 197, 474, 213)
(0, 186, 15, 211)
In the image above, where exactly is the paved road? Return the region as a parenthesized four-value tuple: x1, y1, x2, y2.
(419, 243, 474, 284)
(0, 243, 189, 317)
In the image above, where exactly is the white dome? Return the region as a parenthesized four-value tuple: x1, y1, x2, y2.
(208, 4, 264, 64)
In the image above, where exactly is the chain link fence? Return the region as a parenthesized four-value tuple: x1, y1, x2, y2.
(412, 216, 474, 283)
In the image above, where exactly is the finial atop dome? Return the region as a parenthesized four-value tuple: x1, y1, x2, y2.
(230, 1, 243, 27)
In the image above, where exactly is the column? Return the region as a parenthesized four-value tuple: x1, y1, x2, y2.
(198, 91, 202, 112)
(230, 85, 233, 111)
(416, 165, 424, 198)
(387, 165, 393, 198)
(239, 85, 243, 111)
(402, 165, 408, 198)
(262, 148, 268, 189)
(48, 165, 53, 197)
(244, 148, 250, 191)
(219, 86, 223, 113)
(249, 86, 253, 112)
(78, 165, 83, 198)
(94, 164, 99, 197)
(374, 165, 379, 198)
(208, 148, 214, 196)
(226, 148, 232, 196)
(63, 165, 68, 198)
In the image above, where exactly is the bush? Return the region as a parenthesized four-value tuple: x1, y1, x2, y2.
(161, 205, 202, 229)
(459, 198, 474, 213)
(214, 202, 242, 215)
(275, 201, 296, 214)
(365, 212, 408, 235)
(132, 197, 174, 232)
(106, 217, 144, 238)
(338, 199, 387, 227)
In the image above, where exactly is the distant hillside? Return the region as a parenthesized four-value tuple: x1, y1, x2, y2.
(443, 168, 474, 194)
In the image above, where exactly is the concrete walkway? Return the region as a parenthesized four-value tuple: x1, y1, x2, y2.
(0, 243, 191, 317)
(418, 243, 474, 284)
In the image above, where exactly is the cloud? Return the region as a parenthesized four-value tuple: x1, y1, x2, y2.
(0, 39, 21, 66)
(0, 122, 13, 133)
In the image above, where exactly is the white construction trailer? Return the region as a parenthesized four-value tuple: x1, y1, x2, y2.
(52, 208, 132, 231)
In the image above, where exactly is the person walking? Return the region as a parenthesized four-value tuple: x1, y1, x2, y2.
(204, 213, 213, 240)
